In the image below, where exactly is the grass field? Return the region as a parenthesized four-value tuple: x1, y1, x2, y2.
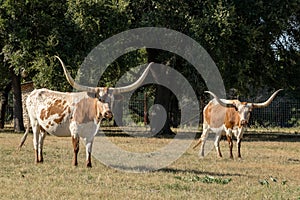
(1, 130, 300, 199)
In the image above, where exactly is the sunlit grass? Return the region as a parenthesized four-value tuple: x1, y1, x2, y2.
(1, 131, 300, 199)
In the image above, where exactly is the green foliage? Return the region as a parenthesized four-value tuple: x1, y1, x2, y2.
(0, 0, 68, 89)
(190, 0, 299, 96)
(0, 0, 298, 98)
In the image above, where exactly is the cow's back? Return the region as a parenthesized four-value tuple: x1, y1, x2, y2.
(203, 100, 227, 128)
(26, 89, 76, 136)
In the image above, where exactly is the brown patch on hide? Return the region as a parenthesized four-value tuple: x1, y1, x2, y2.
(72, 98, 99, 124)
(223, 108, 240, 129)
(40, 98, 70, 124)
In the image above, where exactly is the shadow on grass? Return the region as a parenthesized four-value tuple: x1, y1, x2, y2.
(100, 128, 300, 142)
(103, 164, 244, 177)
(158, 167, 244, 177)
(4, 125, 300, 142)
(243, 132, 300, 142)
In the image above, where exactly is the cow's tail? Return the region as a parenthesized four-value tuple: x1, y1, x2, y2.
(18, 116, 30, 150)
(193, 138, 202, 149)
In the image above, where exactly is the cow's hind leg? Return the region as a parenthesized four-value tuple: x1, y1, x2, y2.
(197, 128, 210, 157)
(32, 121, 41, 163)
(214, 132, 223, 158)
(72, 136, 80, 166)
(37, 127, 47, 162)
(193, 124, 208, 150)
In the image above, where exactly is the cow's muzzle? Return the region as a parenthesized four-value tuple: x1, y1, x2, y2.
(240, 120, 248, 126)
(104, 111, 113, 119)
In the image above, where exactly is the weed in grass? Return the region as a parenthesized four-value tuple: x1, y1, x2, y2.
(174, 175, 232, 184)
(259, 179, 270, 186)
(259, 177, 288, 187)
(270, 176, 277, 182)
(282, 180, 288, 185)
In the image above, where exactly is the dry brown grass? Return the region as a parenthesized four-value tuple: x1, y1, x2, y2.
(1, 131, 300, 200)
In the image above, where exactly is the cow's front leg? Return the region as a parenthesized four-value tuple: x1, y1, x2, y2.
(237, 138, 242, 158)
(85, 141, 93, 168)
(236, 127, 244, 158)
(72, 136, 80, 166)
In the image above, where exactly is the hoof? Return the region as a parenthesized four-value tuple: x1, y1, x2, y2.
(86, 162, 92, 168)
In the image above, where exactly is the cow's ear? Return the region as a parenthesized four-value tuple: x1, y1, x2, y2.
(232, 103, 238, 111)
(94, 88, 100, 98)
(248, 103, 254, 111)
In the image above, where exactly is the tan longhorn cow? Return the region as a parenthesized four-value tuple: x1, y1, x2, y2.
(193, 89, 282, 158)
(19, 56, 153, 167)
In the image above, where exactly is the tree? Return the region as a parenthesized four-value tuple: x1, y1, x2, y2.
(0, 0, 136, 131)
(126, 0, 193, 135)
(0, 82, 11, 129)
(190, 0, 299, 96)
(0, 0, 71, 131)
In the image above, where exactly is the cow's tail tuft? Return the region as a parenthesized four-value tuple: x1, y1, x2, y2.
(18, 117, 30, 150)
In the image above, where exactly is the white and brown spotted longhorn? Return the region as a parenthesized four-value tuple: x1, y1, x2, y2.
(19, 56, 153, 167)
(193, 89, 282, 159)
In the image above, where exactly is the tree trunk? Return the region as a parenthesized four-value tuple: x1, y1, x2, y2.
(113, 100, 123, 126)
(11, 69, 24, 132)
(0, 82, 12, 129)
(147, 48, 176, 136)
(152, 85, 175, 136)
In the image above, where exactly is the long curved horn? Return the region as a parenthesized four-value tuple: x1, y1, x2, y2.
(56, 56, 153, 94)
(252, 89, 283, 108)
(205, 91, 236, 108)
(111, 62, 154, 94)
(55, 56, 98, 93)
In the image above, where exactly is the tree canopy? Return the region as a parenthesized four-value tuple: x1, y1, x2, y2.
(0, 0, 299, 131)
(1, 0, 299, 93)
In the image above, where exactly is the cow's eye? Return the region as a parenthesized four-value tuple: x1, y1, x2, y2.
(99, 97, 105, 102)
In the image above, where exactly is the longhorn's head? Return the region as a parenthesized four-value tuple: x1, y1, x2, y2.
(205, 89, 283, 127)
(55, 56, 153, 120)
